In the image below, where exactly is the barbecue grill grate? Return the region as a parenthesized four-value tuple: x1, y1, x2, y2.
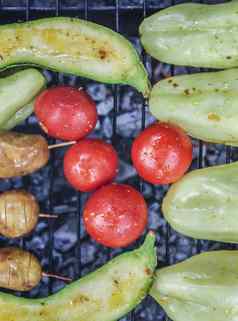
(0, 1, 236, 320)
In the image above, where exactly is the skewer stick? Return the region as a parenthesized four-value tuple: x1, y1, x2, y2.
(48, 141, 76, 150)
(42, 272, 72, 282)
(39, 213, 58, 219)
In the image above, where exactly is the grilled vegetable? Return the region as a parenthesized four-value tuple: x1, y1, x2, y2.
(1, 101, 34, 130)
(0, 232, 156, 321)
(0, 247, 70, 291)
(0, 132, 49, 178)
(0, 190, 40, 238)
(0, 247, 42, 291)
(150, 250, 238, 321)
(162, 161, 238, 243)
(131, 122, 192, 185)
(64, 139, 119, 192)
(0, 17, 150, 97)
(149, 69, 238, 146)
(0, 69, 45, 128)
(35, 86, 98, 141)
(140, 1, 238, 69)
(83, 183, 148, 248)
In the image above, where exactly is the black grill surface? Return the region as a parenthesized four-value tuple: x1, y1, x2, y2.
(0, 1, 236, 321)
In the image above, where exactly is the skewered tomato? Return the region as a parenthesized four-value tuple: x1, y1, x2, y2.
(34, 86, 97, 141)
(131, 122, 193, 185)
(83, 183, 148, 248)
(64, 139, 118, 192)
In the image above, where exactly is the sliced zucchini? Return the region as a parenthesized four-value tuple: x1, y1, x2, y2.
(149, 69, 238, 146)
(0, 69, 45, 127)
(140, 1, 238, 68)
(0, 17, 150, 97)
(0, 232, 156, 321)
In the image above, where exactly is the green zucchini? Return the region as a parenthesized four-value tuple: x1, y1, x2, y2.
(0, 69, 45, 128)
(149, 69, 238, 146)
(140, 1, 238, 69)
(1, 101, 34, 130)
(0, 17, 150, 97)
(0, 232, 156, 321)
(150, 250, 238, 321)
(162, 162, 238, 243)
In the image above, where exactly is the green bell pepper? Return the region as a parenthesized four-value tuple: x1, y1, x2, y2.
(151, 250, 238, 321)
(149, 68, 238, 146)
(163, 161, 238, 243)
(140, 1, 238, 68)
(0, 232, 156, 321)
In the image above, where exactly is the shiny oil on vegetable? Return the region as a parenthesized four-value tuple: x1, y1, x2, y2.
(0, 190, 39, 238)
(140, 1, 238, 68)
(0, 232, 156, 321)
(0, 17, 150, 97)
(0, 132, 49, 178)
(0, 247, 42, 291)
(149, 69, 238, 146)
(0, 69, 45, 128)
(1, 101, 34, 130)
(162, 161, 238, 243)
(150, 250, 238, 321)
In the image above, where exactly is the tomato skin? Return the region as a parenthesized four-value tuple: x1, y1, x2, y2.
(34, 86, 97, 141)
(83, 183, 148, 248)
(131, 122, 193, 185)
(64, 139, 118, 192)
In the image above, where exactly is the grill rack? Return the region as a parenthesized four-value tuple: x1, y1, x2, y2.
(0, 1, 236, 320)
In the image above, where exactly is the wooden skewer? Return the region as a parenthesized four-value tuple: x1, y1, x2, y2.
(42, 272, 72, 282)
(39, 213, 58, 219)
(48, 141, 76, 150)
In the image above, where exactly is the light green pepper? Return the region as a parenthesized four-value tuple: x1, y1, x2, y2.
(150, 250, 238, 321)
(162, 161, 238, 243)
(0, 69, 45, 128)
(0, 17, 150, 97)
(0, 232, 156, 321)
(149, 69, 238, 146)
(140, 1, 238, 68)
(1, 100, 34, 130)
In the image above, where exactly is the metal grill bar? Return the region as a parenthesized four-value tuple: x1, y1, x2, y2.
(112, 0, 119, 142)
(75, 194, 82, 278)
(45, 0, 62, 297)
(19, 0, 30, 263)
(56, 0, 60, 16)
(196, 140, 206, 254)
(25, 0, 29, 20)
(73, 0, 89, 280)
(138, 0, 148, 203)
(105, 0, 120, 265)
(226, 146, 232, 164)
(84, 0, 88, 20)
(164, 0, 175, 319)
(0, 5, 169, 11)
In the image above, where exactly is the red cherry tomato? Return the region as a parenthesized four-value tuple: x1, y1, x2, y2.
(34, 86, 97, 141)
(83, 183, 148, 248)
(131, 122, 193, 185)
(64, 139, 118, 192)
